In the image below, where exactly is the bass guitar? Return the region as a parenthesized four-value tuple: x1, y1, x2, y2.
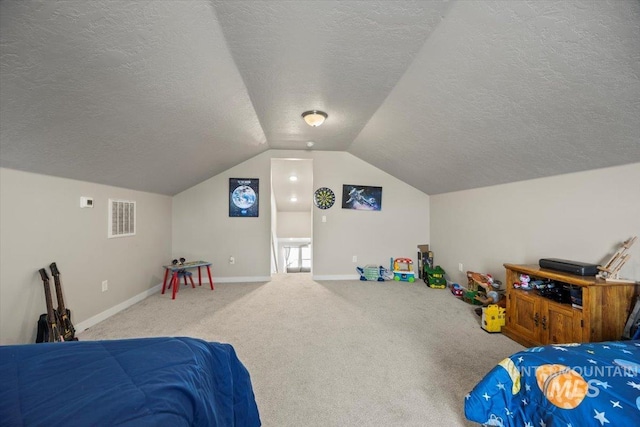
(50, 262, 77, 341)
(36, 268, 63, 343)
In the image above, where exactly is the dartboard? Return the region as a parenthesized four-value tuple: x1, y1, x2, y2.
(314, 187, 335, 209)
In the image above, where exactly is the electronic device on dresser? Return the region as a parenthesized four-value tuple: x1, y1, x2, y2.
(539, 258, 599, 276)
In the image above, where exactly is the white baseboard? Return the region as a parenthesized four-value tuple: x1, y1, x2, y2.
(312, 274, 360, 281)
(75, 283, 163, 334)
(213, 276, 271, 283)
(193, 277, 270, 284)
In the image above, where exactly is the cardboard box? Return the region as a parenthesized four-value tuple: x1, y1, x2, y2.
(417, 245, 433, 279)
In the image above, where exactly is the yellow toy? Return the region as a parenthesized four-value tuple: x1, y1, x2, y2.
(482, 304, 506, 333)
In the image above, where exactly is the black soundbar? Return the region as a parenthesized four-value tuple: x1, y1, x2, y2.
(539, 258, 599, 276)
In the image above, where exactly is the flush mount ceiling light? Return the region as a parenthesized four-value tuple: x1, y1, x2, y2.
(301, 110, 328, 127)
(289, 175, 298, 182)
(290, 196, 298, 202)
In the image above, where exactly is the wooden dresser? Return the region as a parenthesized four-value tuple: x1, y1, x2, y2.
(502, 263, 637, 347)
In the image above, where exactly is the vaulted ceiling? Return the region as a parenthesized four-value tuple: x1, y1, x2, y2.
(1, 1, 639, 197)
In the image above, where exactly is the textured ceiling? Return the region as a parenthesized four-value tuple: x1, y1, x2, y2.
(1, 0, 639, 197)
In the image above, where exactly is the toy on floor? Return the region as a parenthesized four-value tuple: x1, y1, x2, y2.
(450, 283, 464, 297)
(467, 271, 495, 289)
(424, 265, 447, 288)
(391, 258, 416, 282)
(356, 265, 392, 281)
(466, 270, 504, 306)
(481, 304, 506, 333)
(474, 290, 501, 305)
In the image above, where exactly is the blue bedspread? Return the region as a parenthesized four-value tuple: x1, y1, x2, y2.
(0, 337, 261, 426)
(465, 340, 640, 426)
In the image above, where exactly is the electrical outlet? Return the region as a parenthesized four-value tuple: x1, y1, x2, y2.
(352, 255, 357, 263)
(101, 280, 108, 292)
(322, 215, 326, 223)
(458, 263, 464, 272)
(229, 256, 235, 265)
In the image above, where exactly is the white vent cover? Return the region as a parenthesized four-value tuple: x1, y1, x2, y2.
(108, 199, 136, 238)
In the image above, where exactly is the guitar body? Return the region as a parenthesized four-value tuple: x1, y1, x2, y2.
(36, 313, 49, 343)
(59, 308, 77, 341)
(35, 311, 63, 343)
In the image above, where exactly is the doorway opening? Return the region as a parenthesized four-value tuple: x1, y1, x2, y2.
(284, 243, 311, 273)
(270, 158, 313, 275)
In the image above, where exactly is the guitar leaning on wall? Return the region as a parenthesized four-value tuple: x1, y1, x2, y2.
(49, 262, 77, 341)
(36, 268, 63, 343)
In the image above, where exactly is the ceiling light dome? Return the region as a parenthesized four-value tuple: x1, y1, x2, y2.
(302, 110, 328, 127)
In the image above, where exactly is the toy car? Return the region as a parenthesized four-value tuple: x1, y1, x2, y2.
(451, 283, 464, 297)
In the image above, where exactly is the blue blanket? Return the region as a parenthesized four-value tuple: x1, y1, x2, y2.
(0, 337, 261, 426)
(465, 340, 640, 426)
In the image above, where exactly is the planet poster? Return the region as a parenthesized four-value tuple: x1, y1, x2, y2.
(229, 178, 259, 217)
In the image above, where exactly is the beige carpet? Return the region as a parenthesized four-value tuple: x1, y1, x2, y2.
(79, 273, 524, 426)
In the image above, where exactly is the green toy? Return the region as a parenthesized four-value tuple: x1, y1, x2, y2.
(424, 265, 447, 289)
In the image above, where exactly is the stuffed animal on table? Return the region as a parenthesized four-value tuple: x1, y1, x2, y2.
(513, 274, 531, 289)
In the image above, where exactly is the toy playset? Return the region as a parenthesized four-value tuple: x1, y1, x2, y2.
(391, 258, 416, 282)
(465, 271, 504, 306)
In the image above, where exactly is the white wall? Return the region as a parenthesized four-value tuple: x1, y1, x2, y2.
(172, 152, 272, 281)
(277, 212, 311, 238)
(172, 150, 430, 280)
(430, 163, 640, 286)
(0, 168, 172, 344)
(312, 151, 430, 278)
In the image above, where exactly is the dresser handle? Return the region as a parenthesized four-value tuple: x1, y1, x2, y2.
(534, 313, 539, 327)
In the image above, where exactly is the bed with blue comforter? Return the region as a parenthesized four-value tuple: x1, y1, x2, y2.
(0, 337, 261, 426)
(465, 340, 640, 426)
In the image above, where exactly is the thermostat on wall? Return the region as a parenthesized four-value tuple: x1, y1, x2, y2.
(80, 197, 94, 208)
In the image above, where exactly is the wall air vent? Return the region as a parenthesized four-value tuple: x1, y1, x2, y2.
(108, 199, 136, 238)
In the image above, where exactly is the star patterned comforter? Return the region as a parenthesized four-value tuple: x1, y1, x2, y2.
(465, 340, 640, 426)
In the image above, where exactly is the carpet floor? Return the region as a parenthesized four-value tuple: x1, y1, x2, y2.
(79, 273, 524, 426)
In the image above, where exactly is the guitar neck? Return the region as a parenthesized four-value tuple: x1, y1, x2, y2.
(51, 275, 67, 313)
(49, 263, 67, 313)
(39, 269, 58, 329)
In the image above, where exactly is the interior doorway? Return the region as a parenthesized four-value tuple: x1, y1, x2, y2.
(270, 158, 313, 274)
